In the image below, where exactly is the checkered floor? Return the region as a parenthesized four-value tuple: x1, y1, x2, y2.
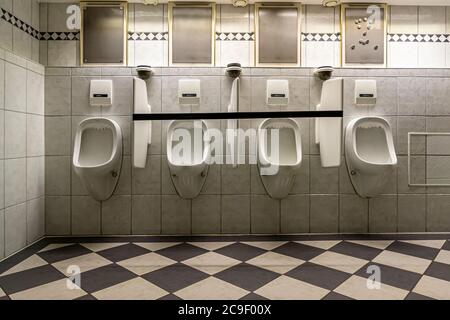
(1, 237, 450, 300)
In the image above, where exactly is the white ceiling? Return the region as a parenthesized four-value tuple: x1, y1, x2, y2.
(40, 0, 450, 5)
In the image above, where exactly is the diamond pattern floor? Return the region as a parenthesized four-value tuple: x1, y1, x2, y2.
(1, 237, 450, 300)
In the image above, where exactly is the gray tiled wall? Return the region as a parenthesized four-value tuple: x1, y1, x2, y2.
(0, 0, 40, 63)
(0, 49, 45, 260)
(44, 66, 450, 236)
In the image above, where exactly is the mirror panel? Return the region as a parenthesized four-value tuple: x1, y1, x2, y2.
(81, 2, 127, 66)
(256, 4, 300, 66)
(170, 4, 215, 65)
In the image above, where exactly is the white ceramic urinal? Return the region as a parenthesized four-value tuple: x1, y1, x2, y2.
(133, 77, 152, 168)
(345, 117, 397, 198)
(258, 118, 302, 199)
(73, 118, 123, 201)
(167, 120, 210, 199)
(315, 77, 343, 168)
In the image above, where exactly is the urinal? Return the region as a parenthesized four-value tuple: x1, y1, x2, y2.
(227, 77, 240, 168)
(257, 118, 302, 199)
(73, 118, 123, 201)
(167, 120, 211, 199)
(345, 117, 397, 198)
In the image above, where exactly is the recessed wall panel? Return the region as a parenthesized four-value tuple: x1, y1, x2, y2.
(170, 5, 215, 65)
(81, 3, 127, 65)
(342, 4, 387, 67)
(256, 5, 300, 66)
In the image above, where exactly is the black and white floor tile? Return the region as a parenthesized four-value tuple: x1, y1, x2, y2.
(1, 236, 450, 300)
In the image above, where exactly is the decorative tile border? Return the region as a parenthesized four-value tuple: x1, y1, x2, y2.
(388, 33, 450, 42)
(216, 32, 254, 41)
(39, 32, 80, 41)
(302, 33, 341, 42)
(128, 32, 168, 41)
(1, 7, 39, 40)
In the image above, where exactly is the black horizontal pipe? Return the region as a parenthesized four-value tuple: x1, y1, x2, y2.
(133, 110, 343, 121)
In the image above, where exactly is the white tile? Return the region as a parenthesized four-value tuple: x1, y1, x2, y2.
(52, 253, 112, 275)
(220, 5, 250, 32)
(26, 197, 45, 243)
(47, 3, 73, 32)
(188, 242, 234, 251)
(373, 250, 431, 274)
(26, 70, 44, 115)
(127, 41, 135, 66)
(79, 243, 128, 252)
(418, 6, 446, 34)
(27, 114, 45, 157)
(305, 5, 336, 33)
(0, 254, 47, 276)
(0, 110, 3, 159)
(347, 240, 394, 250)
(5, 158, 26, 207)
(296, 240, 342, 250)
(135, 41, 164, 67)
(0, 209, 3, 259)
(4, 62, 26, 112)
(134, 242, 181, 251)
(13, 0, 32, 22)
(27, 156, 44, 200)
(0, 160, 4, 209)
(134, 4, 164, 32)
(118, 252, 176, 275)
(445, 43, 450, 68)
(241, 241, 287, 251)
(304, 41, 336, 68)
(47, 41, 77, 67)
(246, 252, 304, 274)
(335, 275, 408, 300)
(413, 275, 450, 300)
(255, 275, 329, 300)
(310, 251, 368, 274)
(12, 29, 31, 60)
(45, 198, 71, 236)
(0, 20, 13, 52)
(39, 243, 73, 253)
(183, 252, 240, 275)
(219, 41, 251, 67)
(175, 277, 249, 300)
(389, 6, 418, 34)
(5, 203, 27, 256)
(0, 60, 4, 109)
(418, 43, 446, 68)
(435, 250, 450, 265)
(388, 42, 418, 68)
(4, 50, 27, 68)
(93, 277, 168, 300)
(5, 111, 26, 158)
(10, 279, 87, 300)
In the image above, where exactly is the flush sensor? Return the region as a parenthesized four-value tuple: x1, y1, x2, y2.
(313, 66, 335, 81)
(226, 63, 242, 78)
(136, 65, 153, 80)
